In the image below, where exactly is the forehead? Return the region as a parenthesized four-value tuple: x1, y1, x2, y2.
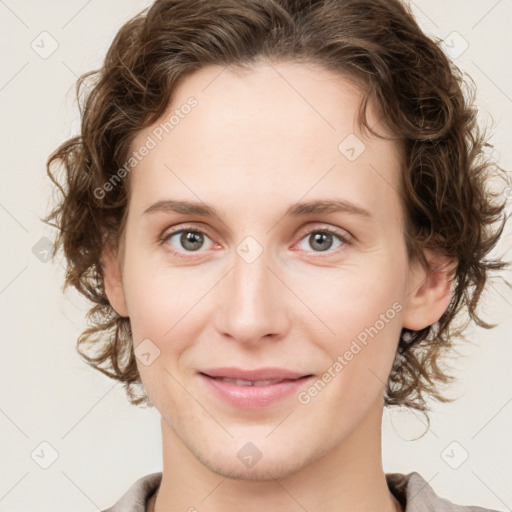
(128, 61, 403, 222)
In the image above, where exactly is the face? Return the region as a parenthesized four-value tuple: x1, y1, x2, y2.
(104, 61, 450, 480)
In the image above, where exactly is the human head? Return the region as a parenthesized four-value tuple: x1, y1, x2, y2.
(45, 0, 508, 422)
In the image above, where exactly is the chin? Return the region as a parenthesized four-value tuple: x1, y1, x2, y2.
(198, 450, 309, 482)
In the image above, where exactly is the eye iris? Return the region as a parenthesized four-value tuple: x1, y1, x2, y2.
(309, 232, 332, 252)
(181, 231, 204, 251)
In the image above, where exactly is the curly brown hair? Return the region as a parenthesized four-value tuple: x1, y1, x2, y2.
(44, 0, 510, 414)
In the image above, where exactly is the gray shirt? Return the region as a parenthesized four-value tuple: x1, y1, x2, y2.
(102, 471, 501, 511)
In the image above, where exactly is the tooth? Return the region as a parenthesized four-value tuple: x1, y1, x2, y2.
(217, 377, 284, 386)
(219, 378, 253, 385)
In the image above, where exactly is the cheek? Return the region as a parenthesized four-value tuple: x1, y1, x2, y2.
(306, 259, 404, 340)
(122, 253, 192, 335)
(124, 266, 201, 407)
(122, 259, 217, 372)
(120, 270, 178, 376)
(306, 256, 405, 397)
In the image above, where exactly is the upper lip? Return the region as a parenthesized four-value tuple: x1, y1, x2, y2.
(199, 367, 312, 381)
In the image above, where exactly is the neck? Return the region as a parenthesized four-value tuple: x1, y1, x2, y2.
(150, 398, 401, 512)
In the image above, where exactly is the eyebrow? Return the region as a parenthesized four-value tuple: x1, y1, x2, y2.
(143, 198, 372, 219)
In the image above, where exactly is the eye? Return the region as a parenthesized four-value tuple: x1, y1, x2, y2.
(160, 225, 351, 257)
(295, 227, 350, 254)
(161, 227, 216, 255)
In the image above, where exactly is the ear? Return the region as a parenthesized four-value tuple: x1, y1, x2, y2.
(102, 244, 130, 318)
(402, 248, 457, 331)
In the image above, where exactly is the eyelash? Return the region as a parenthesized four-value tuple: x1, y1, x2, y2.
(159, 224, 351, 258)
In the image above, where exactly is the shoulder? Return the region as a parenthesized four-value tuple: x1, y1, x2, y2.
(101, 472, 162, 512)
(386, 471, 501, 512)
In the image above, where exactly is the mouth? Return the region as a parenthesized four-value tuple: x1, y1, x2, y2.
(200, 375, 309, 386)
(198, 366, 312, 381)
(197, 367, 314, 409)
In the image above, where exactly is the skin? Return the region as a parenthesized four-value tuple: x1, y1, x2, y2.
(103, 61, 454, 512)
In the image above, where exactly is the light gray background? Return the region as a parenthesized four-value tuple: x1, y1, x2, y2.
(1, 1, 511, 511)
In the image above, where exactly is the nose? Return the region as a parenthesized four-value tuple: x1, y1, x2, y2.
(213, 247, 291, 346)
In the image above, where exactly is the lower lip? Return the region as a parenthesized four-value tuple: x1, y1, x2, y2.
(199, 374, 314, 409)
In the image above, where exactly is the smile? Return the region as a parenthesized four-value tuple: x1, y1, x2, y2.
(198, 368, 314, 409)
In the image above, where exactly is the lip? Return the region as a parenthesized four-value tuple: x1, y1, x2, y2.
(198, 367, 314, 409)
